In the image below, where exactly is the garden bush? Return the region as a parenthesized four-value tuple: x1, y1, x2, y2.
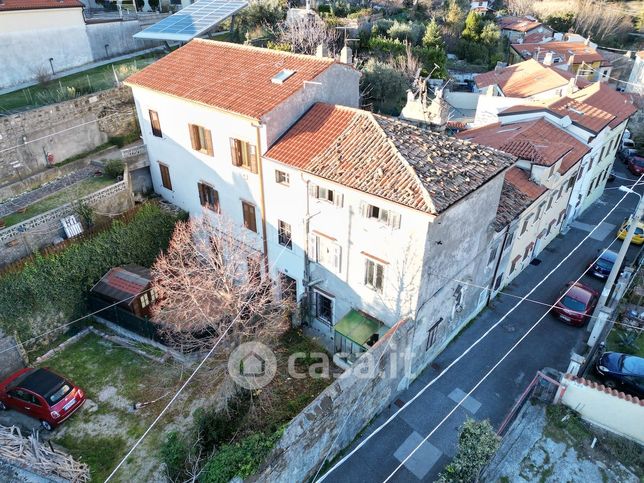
(0, 202, 185, 342)
(372, 18, 394, 36)
(193, 390, 252, 451)
(361, 58, 408, 115)
(161, 431, 190, 481)
(104, 159, 125, 179)
(368, 36, 407, 56)
(387, 20, 425, 45)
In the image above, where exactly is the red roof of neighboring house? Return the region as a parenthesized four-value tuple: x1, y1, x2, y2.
(266, 103, 515, 214)
(456, 118, 589, 173)
(505, 166, 547, 200)
(523, 31, 552, 43)
(91, 265, 152, 306)
(498, 16, 542, 32)
(125, 39, 339, 120)
(511, 41, 605, 65)
(566, 81, 638, 128)
(474, 59, 587, 98)
(0, 0, 83, 10)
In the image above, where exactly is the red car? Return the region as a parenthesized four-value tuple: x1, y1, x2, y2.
(627, 155, 644, 176)
(0, 368, 85, 431)
(552, 281, 599, 326)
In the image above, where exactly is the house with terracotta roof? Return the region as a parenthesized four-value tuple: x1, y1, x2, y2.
(497, 82, 637, 219)
(457, 118, 590, 290)
(509, 39, 612, 82)
(126, 39, 516, 373)
(625, 51, 644, 96)
(497, 16, 553, 43)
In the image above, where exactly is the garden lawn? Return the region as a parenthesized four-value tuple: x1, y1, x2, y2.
(38, 333, 184, 482)
(0, 53, 161, 113)
(1, 174, 115, 227)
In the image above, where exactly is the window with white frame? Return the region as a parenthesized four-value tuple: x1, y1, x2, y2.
(425, 318, 442, 351)
(275, 170, 290, 186)
(360, 202, 401, 229)
(309, 232, 341, 273)
(309, 183, 343, 207)
(278, 220, 292, 249)
(364, 257, 385, 292)
(314, 291, 334, 324)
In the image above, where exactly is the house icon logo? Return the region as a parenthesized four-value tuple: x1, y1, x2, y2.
(228, 341, 276, 389)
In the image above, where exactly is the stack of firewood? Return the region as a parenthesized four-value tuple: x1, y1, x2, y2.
(0, 425, 89, 482)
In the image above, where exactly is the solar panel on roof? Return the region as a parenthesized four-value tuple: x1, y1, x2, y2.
(134, 0, 248, 42)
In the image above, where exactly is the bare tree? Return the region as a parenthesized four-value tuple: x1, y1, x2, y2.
(506, 0, 535, 17)
(150, 215, 291, 354)
(573, 0, 632, 43)
(271, 13, 340, 55)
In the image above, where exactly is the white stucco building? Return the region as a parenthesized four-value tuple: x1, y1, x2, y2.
(625, 51, 644, 96)
(125, 39, 516, 376)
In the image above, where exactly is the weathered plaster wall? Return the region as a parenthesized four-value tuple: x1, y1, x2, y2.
(252, 318, 414, 482)
(0, 87, 136, 186)
(0, 331, 25, 380)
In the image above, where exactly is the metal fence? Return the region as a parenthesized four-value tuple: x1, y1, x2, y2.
(89, 295, 165, 343)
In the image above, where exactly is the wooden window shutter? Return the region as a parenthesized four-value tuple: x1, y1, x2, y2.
(198, 183, 205, 205)
(333, 244, 342, 272)
(387, 212, 401, 229)
(229, 138, 238, 166)
(249, 144, 258, 173)
(189, 124, 198, 151)
(308, 234, 318, 261)
(213, 189, 220, 213)
(204, 129, 214, 156)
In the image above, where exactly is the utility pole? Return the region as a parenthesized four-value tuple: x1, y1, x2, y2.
(596, 185, 644, 311)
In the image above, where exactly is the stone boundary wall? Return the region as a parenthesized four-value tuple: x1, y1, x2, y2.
(0, 179, 133, 266)
(559, 373, 644, 445)
(0, 87, 136, 186)
(0, 331, 25, 380)
(252, 318, 414, 483)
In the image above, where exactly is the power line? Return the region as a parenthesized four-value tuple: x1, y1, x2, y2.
(316, 174, 643, 482)
(380, 180, 644, 482)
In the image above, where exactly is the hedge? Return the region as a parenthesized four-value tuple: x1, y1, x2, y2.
(0, 202, 186, 342)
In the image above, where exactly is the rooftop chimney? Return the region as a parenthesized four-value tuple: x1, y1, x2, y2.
(316, 43, 328, 58)
(543, 52, 554, 66)
(340, 45, 353, 65)
(567, 76, 577, 95)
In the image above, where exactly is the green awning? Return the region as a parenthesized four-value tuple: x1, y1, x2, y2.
(334, 309, 383, 347)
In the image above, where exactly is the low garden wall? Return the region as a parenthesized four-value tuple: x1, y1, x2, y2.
(252, 318, 414, 482)
(559, 374, 644, 445)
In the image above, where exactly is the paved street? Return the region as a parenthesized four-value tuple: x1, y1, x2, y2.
(324, 162, 643, 483)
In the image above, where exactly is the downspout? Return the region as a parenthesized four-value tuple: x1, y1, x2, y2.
(254, 124, 269, 275)
(302, 174, 312, 326)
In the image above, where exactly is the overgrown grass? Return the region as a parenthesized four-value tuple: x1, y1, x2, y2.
(54, 434, 128, 483)
(606, 326, 644, 358)
(0, 53, 162, 113)
(1, 175, 114, 227)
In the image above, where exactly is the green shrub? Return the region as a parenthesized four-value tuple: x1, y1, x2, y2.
(368, 36, 407, 56)
(360, 58, 408, 115)
(161, 431, 190, 481)
(108, 129, 140, 148)
(193, 390, 251, 451)
(0, 202, 185, 342)
(317, 4, 331, 13)
(200, 431, 282, 483)
(387, 20, 425, 45)
(372, 18, 394, 36)
(413, 46, 448, 78)
(104, 159, 125, 179)
(439, 419, 500, 482)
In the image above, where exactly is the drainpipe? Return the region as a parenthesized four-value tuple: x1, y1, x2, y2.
(254, 123, 269, 275)
(302, 174, 312, 326)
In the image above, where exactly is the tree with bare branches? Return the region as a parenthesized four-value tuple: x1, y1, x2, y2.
(506, 0, 535, 17)
(270, 12, 340, 55)
(150, 216, 291, 354)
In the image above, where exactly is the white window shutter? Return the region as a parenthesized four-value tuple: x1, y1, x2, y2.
(308, 234, 318, 262)
(388, 212, 401, 229)
(333, 244, 342, 273)
(359, 201, 367, 217)
(308, 183, 318, 198)
(334, 192, 344, 208)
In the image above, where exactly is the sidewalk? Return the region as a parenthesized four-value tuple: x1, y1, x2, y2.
(324, 162, 643, 482)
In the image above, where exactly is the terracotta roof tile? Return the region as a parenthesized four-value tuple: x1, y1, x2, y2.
(0, 0, 83, 10)
(505, 166, 547, 200)
(125, 39, 337, 120)
(494, 177, 533, 231)
(265, 104, 515, 214)
(457, 118, 589, 173)
(567, 82, 638, 128)
(511, 41, 605, 65)
(498, 16, 542, 32)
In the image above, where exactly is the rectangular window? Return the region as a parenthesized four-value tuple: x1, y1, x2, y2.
(278, 220, 292, 249)
(536, 202, 546, 220)
(567, 175, 576, 191)
(599, 146, 605, 161)
(275, 170, 290, 186)
(524, 242, 534, 260)
(149, 110, 162, 137)
(510, 254, 522, 273)
(315, 291, 333, 324)
(364, 258, 385, 292)
(362, 202, 401, 228)
(189, 124, 213, 155)
(546, 195, 554, 211)
(520, 214, 532, 235)
(198, 182, 220, 213)
(425, 318, 442, 351)
(230, 139, 258, 173)
(159, 162, 172, 190)
(280, 273, 297, 304)
(242, 201, 257, 233)
(309, 184, 344, 207)
(504, 231, 514, 251)
(309, 233, 341, 273)
(487, 245, 498, 265)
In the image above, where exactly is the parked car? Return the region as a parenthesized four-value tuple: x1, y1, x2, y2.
(617, 218, 644, 245)
(622, 138, 635, 151)
(627, 155, 644, 176)
(552, 281, 598, 326)
(0, 368, 85, 431)
(596, 351, 644, 397)
(589, 249, 619, 279)
(619, 148, 637, 162)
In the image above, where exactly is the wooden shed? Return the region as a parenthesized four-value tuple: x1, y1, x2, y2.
(90, 264, 156, 318)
